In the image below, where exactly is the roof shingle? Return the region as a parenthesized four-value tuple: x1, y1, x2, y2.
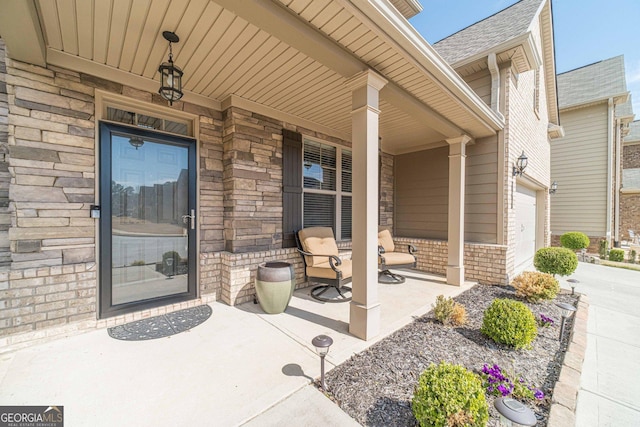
(432, 0, 543, 65)
(557, 55, 628, 109)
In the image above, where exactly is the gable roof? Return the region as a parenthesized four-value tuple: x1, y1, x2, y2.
(557, 56, 628, 109)
(433, 0, 543, 65)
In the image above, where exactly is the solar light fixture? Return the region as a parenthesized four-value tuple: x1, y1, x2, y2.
(567, 278, 579, 295)
(549, 181, 558, 194)
(494, 397, 537, 426)
(555, 301, 577, 341)
(158, 31, 183, 105)
(312, 334, 333, 391)
(512, 151, 528, 176)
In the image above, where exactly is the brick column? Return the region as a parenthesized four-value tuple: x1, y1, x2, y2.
(346, 70, 387, 340)
(446, 135, 472, 286)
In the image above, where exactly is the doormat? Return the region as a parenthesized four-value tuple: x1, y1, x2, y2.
(107, 304, 212, 341)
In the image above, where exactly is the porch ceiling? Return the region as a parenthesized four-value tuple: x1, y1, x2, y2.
(1, 0, 502, 154)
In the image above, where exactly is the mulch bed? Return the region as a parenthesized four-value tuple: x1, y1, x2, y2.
(323, 284, 579, 426)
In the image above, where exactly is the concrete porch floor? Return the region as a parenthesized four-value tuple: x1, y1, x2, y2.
(0, 269, 471, 426)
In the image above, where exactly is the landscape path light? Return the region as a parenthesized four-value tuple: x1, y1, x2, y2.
(567, 278, 579, 295)
(312, 334, 333, 391)
(494, 397, 537, 426)
(556, 301, 577, 341)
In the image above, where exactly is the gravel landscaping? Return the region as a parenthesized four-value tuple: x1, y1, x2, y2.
(324, 284, 579, 426)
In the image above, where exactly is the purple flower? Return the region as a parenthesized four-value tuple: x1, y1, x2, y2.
(534, 389, 544, 400)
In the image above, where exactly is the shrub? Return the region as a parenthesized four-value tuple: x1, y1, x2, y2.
(511, 271, 560, 302)
(609, 249, 625, 262)
(450, 304, 468, 327)
(629, 250, 637, 264)
(599, 240, 608, 259)
(481, 299, 537, 349)
(433, 295, 467, 327)
(412, 362, 489, 427)
(560, 232, 590, 251)
(534, 247, 578, 276)
(131, 260, 146, 266)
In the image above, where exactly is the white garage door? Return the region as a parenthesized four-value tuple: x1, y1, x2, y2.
(514, 185, 537, 271)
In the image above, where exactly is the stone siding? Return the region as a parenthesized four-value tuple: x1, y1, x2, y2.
(0, 41, 9, 267)
(380, 152, 394, 229)
(620, 193, 640, 240)
(395, 237, 508, 285)
(222, 107, 283, 253)
(623, 143, 640, 169)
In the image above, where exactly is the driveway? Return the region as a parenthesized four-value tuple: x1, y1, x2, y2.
(567, 262, 640, 426)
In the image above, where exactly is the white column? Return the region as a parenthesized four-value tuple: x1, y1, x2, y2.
(346, 70, 387, 340)
(446, 135, 472, 286)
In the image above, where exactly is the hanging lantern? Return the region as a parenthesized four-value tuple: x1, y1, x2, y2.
(158, 31, 183, 105)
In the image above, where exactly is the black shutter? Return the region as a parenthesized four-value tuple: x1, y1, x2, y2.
(282, 129, 303, 248)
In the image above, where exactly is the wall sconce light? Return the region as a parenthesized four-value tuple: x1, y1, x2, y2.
(549, 181, 558, 194)
(158, 31, 183, 105)
(312, 334, 333, 391)
(512, 151, 528, 177)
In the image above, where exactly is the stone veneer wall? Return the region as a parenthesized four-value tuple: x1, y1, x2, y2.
(395, 237, 508, 285)
(0, 41, 9, 267)
(0, 46, 226, 338)
(621, 144, 640, 240)
(379, 152, 394, 229)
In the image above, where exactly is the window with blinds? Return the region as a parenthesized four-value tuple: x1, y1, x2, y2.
(302, 138, 352, 240)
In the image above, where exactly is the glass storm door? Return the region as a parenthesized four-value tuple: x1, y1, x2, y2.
(99, 122, 197, 318)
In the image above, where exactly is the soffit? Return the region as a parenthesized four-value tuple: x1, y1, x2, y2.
(27, 0, 494, 153)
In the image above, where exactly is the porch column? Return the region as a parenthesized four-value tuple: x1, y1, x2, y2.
(446, 135, 472, 286)
(346, 70, 387, 340)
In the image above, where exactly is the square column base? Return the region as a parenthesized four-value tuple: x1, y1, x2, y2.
(446, 266, 465, 286)
(349, 301, 381, 340)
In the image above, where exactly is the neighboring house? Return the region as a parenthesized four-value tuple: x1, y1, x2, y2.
(0, 0, 556, 346)
(551, 56, 634, 251)
(622, 120, 640, 240)
(431, 0, 561, 274)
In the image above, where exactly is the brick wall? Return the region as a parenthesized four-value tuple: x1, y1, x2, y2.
(395, 237, 508, 285)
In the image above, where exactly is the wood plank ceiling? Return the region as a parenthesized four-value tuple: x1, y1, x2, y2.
(34, 0, 491, 154)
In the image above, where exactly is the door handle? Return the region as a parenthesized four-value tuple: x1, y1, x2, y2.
(181, 209, 195, 230)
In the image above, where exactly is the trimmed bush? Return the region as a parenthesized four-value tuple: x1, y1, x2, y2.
(534, 247, 578, 276)
(432, 295, 467, 327)
(481, 299, 537, 349)
(609, 249, 625, 262)
(629, 250, 637, 264)
(412, 362, 489, 427)
(512, 271, 560, 302)
(560, 232, 590, 251)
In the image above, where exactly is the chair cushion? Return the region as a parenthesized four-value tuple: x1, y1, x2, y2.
(306, 259, 353, 280)
(378, 229, 395, 252)
(379, 252, 415, 266)
(298, 227, 339, 267)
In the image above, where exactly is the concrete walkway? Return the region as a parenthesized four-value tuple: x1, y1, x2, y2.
(565, 262, 640, 426)
(0, 270, 469, 426)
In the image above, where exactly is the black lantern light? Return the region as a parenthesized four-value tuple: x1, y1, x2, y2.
(512, 151, 528, 176)
(158, 31, 183, 105)
(549, 181, 558, 194)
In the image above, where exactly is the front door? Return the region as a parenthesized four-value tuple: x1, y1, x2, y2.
(99, 122, 197, 318)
